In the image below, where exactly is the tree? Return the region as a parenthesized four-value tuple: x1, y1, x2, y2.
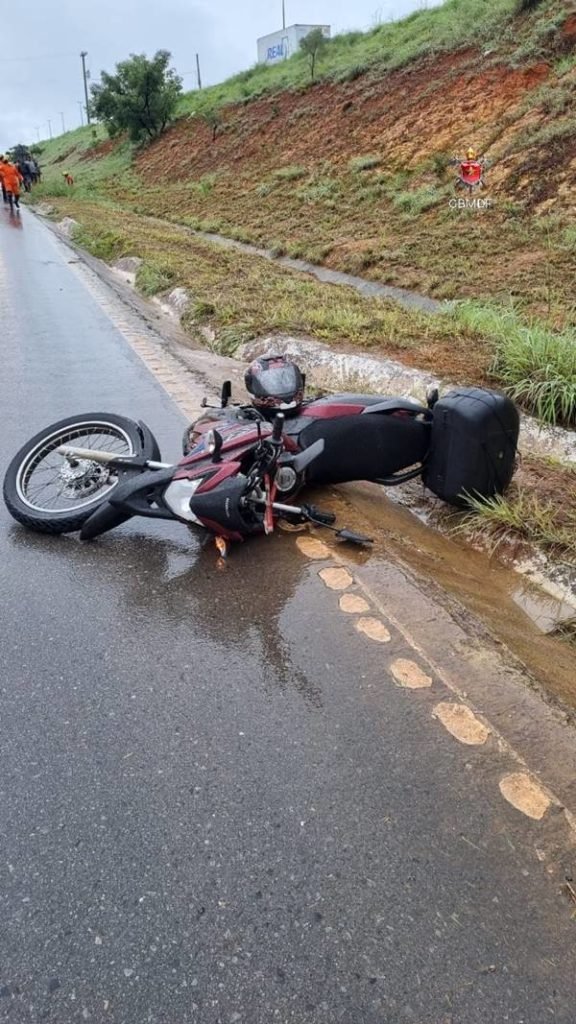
(90, 50, 182, 144)
(299, 29, 328, 82)
(7, 144, 31, 165)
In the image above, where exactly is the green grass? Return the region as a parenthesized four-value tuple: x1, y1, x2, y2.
(135, 263, 175, 296)
(172, 0, 555, 123)
(349, 155, 382, 172)
(273, 165, 307, 181)
(32, 123, 107, 159)
(296, 178, 340, 203)
(187, 174, 218, 195)
(391, 186, 446, 214)
(454, 490, 576, 559)
(72, 224, 127, 261)
(454, 302, 576, 425)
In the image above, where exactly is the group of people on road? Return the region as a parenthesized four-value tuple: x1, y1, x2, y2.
(0, 154, 41, 212)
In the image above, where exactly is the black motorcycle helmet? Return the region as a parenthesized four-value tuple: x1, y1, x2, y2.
(244, 354, 305, 414)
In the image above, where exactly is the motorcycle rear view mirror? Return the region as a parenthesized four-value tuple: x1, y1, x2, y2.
(206, 429, 224, 462)
(221, 381, 232, 408)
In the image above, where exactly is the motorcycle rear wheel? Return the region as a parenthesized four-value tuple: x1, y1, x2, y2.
(3, 413, 145, 534)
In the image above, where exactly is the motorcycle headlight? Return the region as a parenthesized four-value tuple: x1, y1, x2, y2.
(163, 478, 204, 523)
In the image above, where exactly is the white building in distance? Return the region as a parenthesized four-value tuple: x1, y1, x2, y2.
(257, 25, 331, 66)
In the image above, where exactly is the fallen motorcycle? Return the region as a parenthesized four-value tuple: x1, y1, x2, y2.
(2, 409, 374, 550)
(3, 370, 520, 552)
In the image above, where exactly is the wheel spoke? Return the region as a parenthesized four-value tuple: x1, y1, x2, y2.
(17, 420, 135, 514)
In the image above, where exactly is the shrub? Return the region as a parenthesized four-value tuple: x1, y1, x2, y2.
(135, 263, 174, 295)
(392, 187, 443, 214)
(297, 178, 339, 202)
(273, 165, 307, 181)
(349, 154, 382, 172)
(74, 226, 126, 261)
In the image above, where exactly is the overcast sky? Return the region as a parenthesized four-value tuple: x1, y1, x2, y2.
(0, 0, 432, 151)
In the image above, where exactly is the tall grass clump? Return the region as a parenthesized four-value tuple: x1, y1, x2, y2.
(391, 187, 444, 214)
(273, 165, 307, 182)
(456, 302, 576, 425)
(455, 490, 576, 558)
(349, 154, 382, 172)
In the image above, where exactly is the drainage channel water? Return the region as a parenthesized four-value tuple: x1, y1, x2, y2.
(191, 230, 444, 313)
(316, 481, 576, 713)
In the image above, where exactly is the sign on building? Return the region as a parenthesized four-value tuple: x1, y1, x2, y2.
(257, 25, 331, 66)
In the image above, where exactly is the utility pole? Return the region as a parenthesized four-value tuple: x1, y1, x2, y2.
(34, 126, 40, 143)
(78, 101, 85, 127)
(80, 51, 91, 124)
(47, 119, 53, 140)
(282, 0, 286, 29)
(195, 53, 202, 90)
(59, 112, 66, 134)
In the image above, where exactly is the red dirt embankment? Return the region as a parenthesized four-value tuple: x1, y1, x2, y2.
(136, 50, 552, 191)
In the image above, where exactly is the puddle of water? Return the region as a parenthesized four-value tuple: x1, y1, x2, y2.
(321, 481, 576, 711)
(510, 586, 576, 634)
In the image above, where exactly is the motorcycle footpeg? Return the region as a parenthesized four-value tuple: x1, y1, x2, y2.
(302, 504, 336, 526)
(336, 528, 374, 546)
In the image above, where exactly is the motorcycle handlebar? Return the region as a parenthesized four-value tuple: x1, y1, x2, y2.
(271, 413, 285, 443)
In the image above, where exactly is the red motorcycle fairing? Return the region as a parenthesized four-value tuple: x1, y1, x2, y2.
(178, 417, 299, 477)
(301, 402, 365, 419)
(175, 422, 270, 481)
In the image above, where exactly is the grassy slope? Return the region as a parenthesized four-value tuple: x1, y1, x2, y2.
(30, 0, 576, 427)
(26, 0, 576, 561)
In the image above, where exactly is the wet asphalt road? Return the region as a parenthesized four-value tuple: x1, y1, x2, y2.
(1, 208, 576, 1024)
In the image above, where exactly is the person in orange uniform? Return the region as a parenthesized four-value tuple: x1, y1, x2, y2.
(2, 160, 24, 208)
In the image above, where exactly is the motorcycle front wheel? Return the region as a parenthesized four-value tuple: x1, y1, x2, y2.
(3, 412, 145, 534)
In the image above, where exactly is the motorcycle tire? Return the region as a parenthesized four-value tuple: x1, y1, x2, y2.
(3, 412, 146, 535)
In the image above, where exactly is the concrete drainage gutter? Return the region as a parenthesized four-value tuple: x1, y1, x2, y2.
(238, 334, 576, 467)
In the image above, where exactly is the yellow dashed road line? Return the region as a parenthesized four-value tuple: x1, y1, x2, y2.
(339, 593, 371, 615)
(296, 536, 332, 560)
(296, 535, 567, 829)
(355, 617, 391, 644)
(499, 773, 552, 821)
(318, 567, 354, 590)
(390, 658, 432, 690)
(432, 702, 490, 746)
